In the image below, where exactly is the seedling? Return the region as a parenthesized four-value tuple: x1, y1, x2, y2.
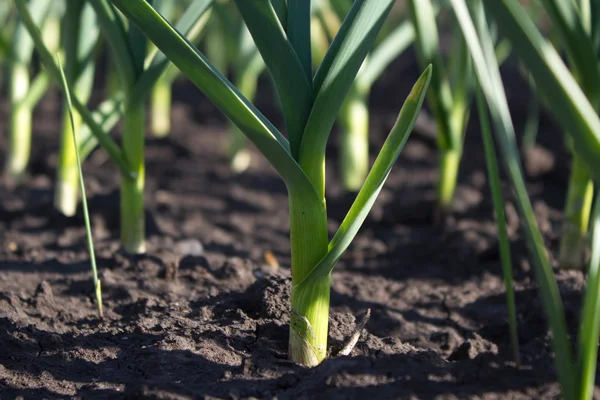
(112, 0, 431, 366)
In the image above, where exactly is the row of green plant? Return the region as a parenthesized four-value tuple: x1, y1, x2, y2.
(2, 1, 553, 249)
(8, 0, 600, 397)
(451, 1, 600, 399)
(5, 1, 484, 235)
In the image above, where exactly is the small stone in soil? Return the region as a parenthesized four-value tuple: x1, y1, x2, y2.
(448, 333, 498, 361)
(177, 238, 204, 257)
(32, 281, 58, 318)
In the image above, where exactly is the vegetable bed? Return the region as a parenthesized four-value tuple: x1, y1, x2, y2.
(0, 56, 593, 399)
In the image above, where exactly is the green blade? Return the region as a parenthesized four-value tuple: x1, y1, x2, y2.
(127, 19, 147, 78)
(237, 22, 264, 72)
(56, 55, 103, 319)
(14, 0, 132, 178)
(448, 23, 473, 108)
(63, 0, 84, 80)
(160, 7, 213, 85)
(521, 74, 540, 150)
(577, 191, 600, 400)
(88, 0, 137, 87)
(150, 0, 213, 66)
(541, 0, 600, 106)
(287, 0, 312, 83)
(270, 0, 287, 30)
(299, 0, 395, 197)
(0, 31, 11, 60)
(18, 70, 50, 109)
(591, 0, 600, 57)
(485, 0, 600, 181)
(234, 0, 314, 160)
(476, 87, 520, 366)
(76, 2, 100, 83)
(63, 0, 99, 104)
(313, 0, 388, 94)
(79, 95, 125, 160)
(449, 1, 578, 398)
(296, 65, 431, 288)
(144, 0, 178, 68)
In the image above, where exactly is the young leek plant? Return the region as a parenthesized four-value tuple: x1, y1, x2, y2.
(111, 0, 431, 366)
(15, 0, 214, 254)
(54, 0, 100, 217)
(5, 0, 54, 183)
(312, 0, 418, 192)
(409, 0, 473, 220)
(451, 0, 600, 398)
(57, 56, 103, 318)
(92, 0, 151, 254)
(539, 1, 600, 270)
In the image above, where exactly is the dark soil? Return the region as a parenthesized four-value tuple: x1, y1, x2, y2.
(0, 55, 598, 399)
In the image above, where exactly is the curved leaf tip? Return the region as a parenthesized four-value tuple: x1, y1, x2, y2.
(414, 64, 433, 99)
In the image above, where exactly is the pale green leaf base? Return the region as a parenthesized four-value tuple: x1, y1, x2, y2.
(54, 182, 79, 217)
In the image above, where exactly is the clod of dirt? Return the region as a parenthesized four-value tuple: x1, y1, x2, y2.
(116, 297, 155, 318)
(31, 281, 58, 318)
(100, 269, 117, 285)
(449, 332, 499, 361)
(239, 274, 290, 320)
(213, 257, 255, 286)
